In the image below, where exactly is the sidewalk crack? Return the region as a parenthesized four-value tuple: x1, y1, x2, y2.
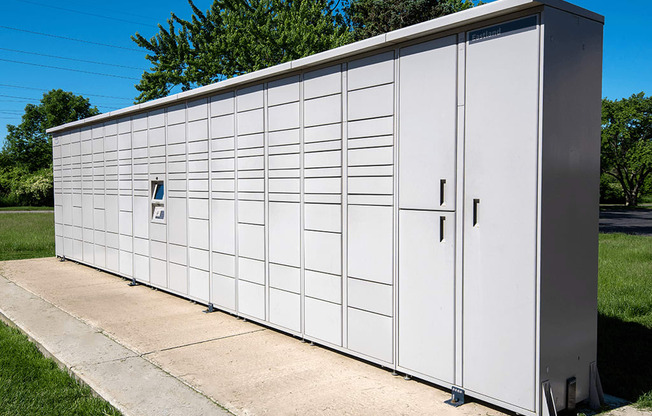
(141, 328, 266, 356)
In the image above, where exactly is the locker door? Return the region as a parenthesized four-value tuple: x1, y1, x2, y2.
(398, 35, 457, 211)
(398, 210, 455, 382)
(463, 15, 540, 411)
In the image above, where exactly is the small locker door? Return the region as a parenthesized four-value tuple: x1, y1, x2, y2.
(463, 16, 540, 411)
(398, 210, 455, 382)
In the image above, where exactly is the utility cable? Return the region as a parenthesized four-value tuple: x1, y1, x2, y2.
(0, 58, 140, 80)
(0, 25, 143, 53)
(0, 47, 146, 70)
(11, 0, 159, 28)
(0, 95, 125, 108)
(0, 83, 133, 101)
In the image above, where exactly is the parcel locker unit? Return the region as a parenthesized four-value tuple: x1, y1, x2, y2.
(48, 1, 604, 415)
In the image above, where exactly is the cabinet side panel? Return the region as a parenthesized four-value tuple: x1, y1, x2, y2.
(539, 7, 602, 409)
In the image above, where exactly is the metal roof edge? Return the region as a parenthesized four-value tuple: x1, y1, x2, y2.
(46, 0, 602, 135)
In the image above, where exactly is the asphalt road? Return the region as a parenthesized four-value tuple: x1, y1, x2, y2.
(599, 209, 652, 236)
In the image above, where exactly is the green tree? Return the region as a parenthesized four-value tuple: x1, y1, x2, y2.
(132, 0, 352, 103)
(0, 89, 98, 206)
(345, 0, 477, 41)
(1, 89, 99, 172)
(601, 92, 652, 206)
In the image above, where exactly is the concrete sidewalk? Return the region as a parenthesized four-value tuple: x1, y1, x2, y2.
(0, 258, 508, 415)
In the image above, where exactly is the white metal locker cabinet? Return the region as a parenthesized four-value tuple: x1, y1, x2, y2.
(303, 64, 344, 345)
(267, 76, 302, 338)
(132, 112, 151, 282)
(91, 124, 106, 268)
(81, 126, 94, 265)
(346, 51, 395, 363)
(463, 15, 541, 411)
(187, 98, 210, 302)
(104, 121, 120, 273)
(48, 3, 603, 415)
(149, 107, 167, 288)
(70, 130, 83, 262)
(53, 133, 63, 257)
(118, 117, 133, 277)
(236, 84, 266, 320)
(209, 93, 236, 311)
(210, 91, 237, 312)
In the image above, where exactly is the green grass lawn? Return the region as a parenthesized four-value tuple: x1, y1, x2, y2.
(597, 233, 652, 408)
(0, 212, 55, 261)
(0, 206, 54, 211)
(0, 321, 121, 416)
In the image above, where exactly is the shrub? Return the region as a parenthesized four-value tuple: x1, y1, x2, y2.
(600, 174, 625, 204)
(0, 166, 53, 207)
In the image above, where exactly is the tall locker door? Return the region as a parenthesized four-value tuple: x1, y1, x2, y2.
(397, 35, 457, 383)
(463, 15, 540, 412)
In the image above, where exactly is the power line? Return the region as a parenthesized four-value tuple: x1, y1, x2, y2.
(57, 0, 159, 21)
(0, 47, 146, 71)
(0, 83, 133, 101)
(0, 94, 43, 100)
(0, 58, 140, 80)
(12, 0, 159, 28)
(0, 95, 123, 109)
(0, 25, 143, 53)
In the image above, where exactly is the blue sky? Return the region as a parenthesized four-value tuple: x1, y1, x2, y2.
(0, 0, 650, 148)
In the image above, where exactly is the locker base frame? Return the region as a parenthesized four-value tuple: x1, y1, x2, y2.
(542, 381, 558, 416)
(589, 362, 605, 410)
(445, 386, 465, 407)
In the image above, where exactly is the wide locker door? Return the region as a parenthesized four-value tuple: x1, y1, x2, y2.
(398, 210, 455, 382)
(463, 16, 540, 411)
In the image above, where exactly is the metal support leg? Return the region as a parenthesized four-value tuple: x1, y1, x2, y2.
(589, 362, 605, 410)
(542, 381, 558, 416)
(203, 303, 215, 314)
(128, 277, 138, 286)
(59, 256, 66, 262)
(445, 387, 465, 407)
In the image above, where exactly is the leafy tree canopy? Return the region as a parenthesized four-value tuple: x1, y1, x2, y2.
(601, 92, 652, 206)
(132, 0, 480, 103)
(1, 89, 99, 172)
(345, 0, 477, 41)
(132, 0, 352, 103)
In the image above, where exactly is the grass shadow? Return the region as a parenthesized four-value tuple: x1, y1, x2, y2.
(598, 313, 652, 403)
